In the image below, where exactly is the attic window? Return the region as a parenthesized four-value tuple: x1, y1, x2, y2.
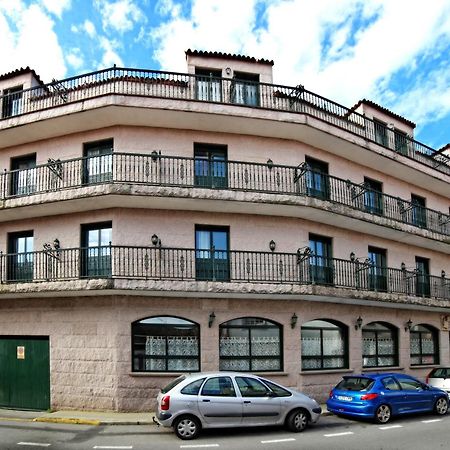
(2, 85, 23, 118)
(232, 72, 259, 106)
(195, 68, 222, 102)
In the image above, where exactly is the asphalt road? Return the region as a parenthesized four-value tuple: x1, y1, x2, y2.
(0, 412, 449, 450)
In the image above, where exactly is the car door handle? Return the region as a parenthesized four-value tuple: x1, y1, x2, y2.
(243, 401, 251, 404)
(202, 399, 210, 402)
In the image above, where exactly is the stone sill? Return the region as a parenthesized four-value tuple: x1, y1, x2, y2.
(300, 368, 354, 376)
(129, 371, 290, 377)
(362, 366, 404, 372)
(409, 365, 440, 370)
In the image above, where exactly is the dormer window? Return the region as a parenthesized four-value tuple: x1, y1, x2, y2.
(231, 72, 259, 106)
(195, 68, 222, 102)
(2, 85, 23, 118)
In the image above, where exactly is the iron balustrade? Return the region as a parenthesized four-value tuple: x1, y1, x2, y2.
(0, 246, 448, 300)
(0, 67, 448, 175)
(1, 153, 449, 236)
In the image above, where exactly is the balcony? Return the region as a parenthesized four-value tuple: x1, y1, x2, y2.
(0, 246, 448, 305)
(1, 153, 449, 242)
(0, 67, 448, 177)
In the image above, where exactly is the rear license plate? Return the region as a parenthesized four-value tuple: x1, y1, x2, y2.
(337, 395, 353, 401)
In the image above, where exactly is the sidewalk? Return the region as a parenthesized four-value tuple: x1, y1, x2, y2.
(0, 404, 330, 427)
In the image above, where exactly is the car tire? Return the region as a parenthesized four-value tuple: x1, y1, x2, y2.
(374, 404, 391, 424)
(434, 397, 448, 415)
(173, 415, 201, 440)
(286, 408, 309, 432)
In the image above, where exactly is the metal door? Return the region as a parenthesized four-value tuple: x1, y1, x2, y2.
(0, 337, 50, 410)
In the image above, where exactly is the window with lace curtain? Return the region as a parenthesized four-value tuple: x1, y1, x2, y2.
(362, 322, 398, 368)
(301, 319, 348, 370)
(219, 317, 282, 372)
(410, 324, 439, 365)
(132, 316, 200, 372)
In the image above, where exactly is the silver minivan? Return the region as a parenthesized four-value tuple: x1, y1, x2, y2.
(155, 372, 321, 439)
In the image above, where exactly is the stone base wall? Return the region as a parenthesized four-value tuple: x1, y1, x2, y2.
(0, 295, 448, 411)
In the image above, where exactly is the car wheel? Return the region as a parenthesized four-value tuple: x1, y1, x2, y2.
(434, 397, 448, 415)
(286, 408, 309, 432)
(374, 404, 391, 424)
(173, 415, 201, 440)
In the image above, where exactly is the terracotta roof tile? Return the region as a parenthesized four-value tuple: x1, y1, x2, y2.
(350, 99, 416, 128)
(185, 49, 274, 66)
(0, 66, 43, 84)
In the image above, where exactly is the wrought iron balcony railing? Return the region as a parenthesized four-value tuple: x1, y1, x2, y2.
(0, 67, 448, 175)
(1, 153, 449, 236)
(0, 246, 448, 300)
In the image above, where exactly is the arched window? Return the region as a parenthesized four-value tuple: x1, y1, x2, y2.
(219, 317, 282, 372)
(301, 319, 348, 370)
(362, 322, 398, 368)
(132, 316, 199, 372)
(410, 324, 439, 365)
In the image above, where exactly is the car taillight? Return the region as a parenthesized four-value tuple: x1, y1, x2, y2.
(361, 393, 378, 401)
(160, 395, 170, 411)
(425, 376, 429, 384)
(329, 390, 333, 398)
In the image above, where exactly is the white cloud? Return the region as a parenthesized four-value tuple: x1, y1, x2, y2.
(151, 0, 450, 130)
(0, 2, 66, 80)
(99, 37, 124, 67)
(95, 0, 145, 34)
(66, 48, 84, 70)
(83, 19, 96, 37)
(39, 0, 71, 18)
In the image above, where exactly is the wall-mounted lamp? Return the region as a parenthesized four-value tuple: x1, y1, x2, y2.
(355, 316, 363, 330)
(442, 270, 446, 278)
(151, 234, 161, 247)
(291, 313, 298, 329)
(225, 67, 232, 75)
(267, 159, 274, 170)
(269, 240, 276, 252)
(151, 150, 161, 161)
(350, 252, 356, 262)
(208, 312, 216, 328)
(401, 262, 406, 271)
(405, 319, 413, 332)
(53, 238, 61, 251)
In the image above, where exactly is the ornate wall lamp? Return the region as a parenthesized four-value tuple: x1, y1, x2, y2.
(355, 316, 363, 330)
(269, 240, 276, 252)
(404, 319, 413, 332)
(208, 312, 216, 328)
(290, 313, 298, 329)
(151, 234, 162, 247)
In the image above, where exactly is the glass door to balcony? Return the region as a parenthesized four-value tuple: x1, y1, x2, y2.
(195, 69, 222, 102)
(305, 157, 330, 200)
(10, 154, 37, 196)
(195, 227, 229, 281)
(415, 257, 430, 298)
(81, 223, 112, 277)
(309, 234, 333, 285)
(231, 72, 259, 106)
(2, 85, 23, 118)
(83, 139, 113, 185)
(368, 246, 387, 292)
(374, 119, 388, 147)
(411, 194, 427, 228)
(194, 144, 228, 188)
(364, 177, 383, 215)
(7, 232, 34, 282)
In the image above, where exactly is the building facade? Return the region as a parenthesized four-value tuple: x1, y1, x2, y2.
(0, 50, 449, 412)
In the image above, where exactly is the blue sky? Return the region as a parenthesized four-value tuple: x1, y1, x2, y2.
(1, 0, 449, 150)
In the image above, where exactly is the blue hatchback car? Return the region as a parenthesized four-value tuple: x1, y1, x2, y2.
(327, 373, 448, 424)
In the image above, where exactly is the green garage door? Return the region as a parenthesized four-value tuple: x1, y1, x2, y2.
(0, 336, 50, 410)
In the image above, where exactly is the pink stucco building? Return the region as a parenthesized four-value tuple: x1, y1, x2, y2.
(0, 50, 449, 412)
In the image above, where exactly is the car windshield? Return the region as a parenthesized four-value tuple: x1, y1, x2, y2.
(336, 377, 375, 391)
(161, 375, 186, 394)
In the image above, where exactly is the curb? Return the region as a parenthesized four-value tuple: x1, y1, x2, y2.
(34, 417, 101, 426)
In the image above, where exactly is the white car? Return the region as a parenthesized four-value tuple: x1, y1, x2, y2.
(427, 367, 450, 397)
(155, 371, 321, 440)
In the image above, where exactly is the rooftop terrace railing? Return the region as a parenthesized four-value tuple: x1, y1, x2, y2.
(1, 152, 449, 236)
(0, 246, 448, 301)
(1, 67, 449, 175)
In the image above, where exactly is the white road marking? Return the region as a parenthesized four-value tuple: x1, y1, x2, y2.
(261, 438, 296, 444)
(421, 419, 443, 423)
(180, 445, 219, 449)
(324, 431, 354, 437)
(17, 444, 51, 448)
(379, 425, 403, 430)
